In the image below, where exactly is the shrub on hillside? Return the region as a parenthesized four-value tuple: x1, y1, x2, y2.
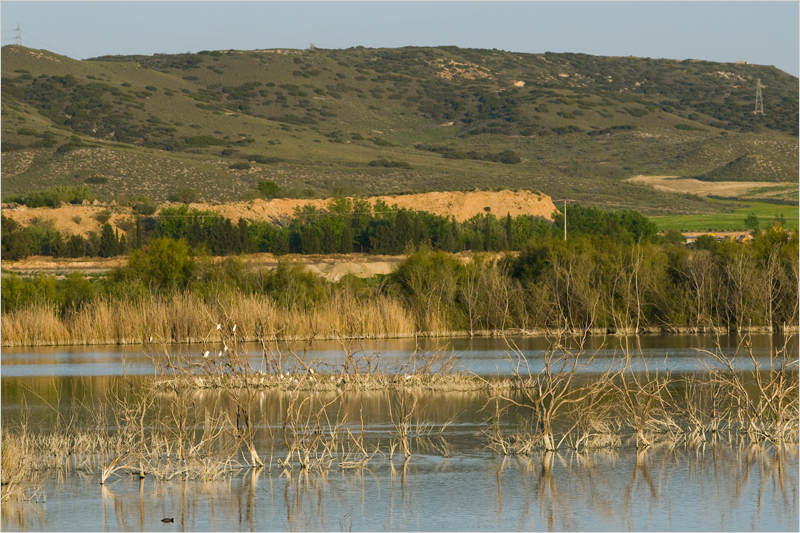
(248, 156, 283, 164)
(370, 138, 395, 147)
(94, 210, 112, 225)
(368, 159, 411, 169)
(256, 181, 282, 199)
(2, 185, 94, 208)
(168, 188, 200, 204)
(185, 135, 229, 147)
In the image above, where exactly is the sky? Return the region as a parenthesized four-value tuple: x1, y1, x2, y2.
(1, 2, 798, 77)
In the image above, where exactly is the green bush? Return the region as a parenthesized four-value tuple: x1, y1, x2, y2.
(132, 201, 157, 216)
(675, 123, 704, 131)
(256, 180, 282, 199)
(370, 138, 394, 147)
(228, 162, 251, 170)
(94, 210, 112, 225)
(626, 107, 649, 118)
(168, 188, 200, 204)
(1, 215, 31, 260)
(185, 135, 229, 146)
(248, 156, 283, 164)
(128, 237, 195, 291)
(368, 159, 411, 168)
(3, 185, 94, 208)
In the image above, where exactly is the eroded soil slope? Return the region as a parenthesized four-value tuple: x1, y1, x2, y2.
(1, 190, 557, 238)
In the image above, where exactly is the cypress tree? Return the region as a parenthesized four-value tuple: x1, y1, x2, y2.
(134, 217, 143, 249)
(99, 223, 118, 257)
(272, 230, 289, 255)
(393, 210, 412, 252)
(301, 226, 321, 254)
(484, 215, 492, 251)
(238, 218, 255, 253)
(67, 235, 86, 258)
(322, 224, 337, 254)
(340, 221, 353, 254)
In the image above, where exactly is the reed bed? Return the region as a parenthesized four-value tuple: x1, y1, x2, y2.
(1, 292, 415, 346)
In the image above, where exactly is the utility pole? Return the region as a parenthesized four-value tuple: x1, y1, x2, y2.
(555, 199, 574, 241)
(15, 24, 21, 46)
(754, 78, 764, 115)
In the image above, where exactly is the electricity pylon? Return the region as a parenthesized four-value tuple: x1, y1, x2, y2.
(754, 78, 764, 115)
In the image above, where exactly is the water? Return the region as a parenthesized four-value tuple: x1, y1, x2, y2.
(1, 335, 798, 531)
(2, 334, 792, 378)
(3, 446, 797, 532)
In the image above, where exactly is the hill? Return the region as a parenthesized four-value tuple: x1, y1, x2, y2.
(1, 44, 797, 215)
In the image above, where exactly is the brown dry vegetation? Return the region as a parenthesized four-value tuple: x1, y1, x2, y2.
(626, 175, 798, 201)
(0, 292, 414, 347)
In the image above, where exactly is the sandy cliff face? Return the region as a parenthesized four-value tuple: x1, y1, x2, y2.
(1, 190, 557, 236)
(199, 189, 557, 224)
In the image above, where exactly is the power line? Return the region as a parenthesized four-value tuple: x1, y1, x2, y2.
(3, 28, 74, 58)
(20, 30, 67, 55)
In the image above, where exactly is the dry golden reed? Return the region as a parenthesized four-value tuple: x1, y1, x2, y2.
(1, 292, 415, 346)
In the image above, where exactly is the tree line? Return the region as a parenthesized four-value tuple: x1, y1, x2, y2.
(2, 198, 658, 261)
(2, 218, 796, 334)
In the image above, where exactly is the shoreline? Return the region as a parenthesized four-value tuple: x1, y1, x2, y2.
(3, 325, 797, 348)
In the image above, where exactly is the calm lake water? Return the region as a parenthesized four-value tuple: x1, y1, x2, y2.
(2, 335, 798, 532)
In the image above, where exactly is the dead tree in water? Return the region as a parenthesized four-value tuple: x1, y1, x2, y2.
(492, 330, 615, 453)
(701, 333, 799, 444)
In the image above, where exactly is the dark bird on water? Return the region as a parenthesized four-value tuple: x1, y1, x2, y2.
(161, 518, 174, 523)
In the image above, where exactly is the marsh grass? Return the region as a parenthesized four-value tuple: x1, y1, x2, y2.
(1, 291, 415, 346)
(0, 429, 45, 503)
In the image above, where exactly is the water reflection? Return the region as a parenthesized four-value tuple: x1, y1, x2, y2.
(2, 334, 797, 531)
(3, 444, 796, 531)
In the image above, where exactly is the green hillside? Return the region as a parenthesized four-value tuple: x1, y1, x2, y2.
(1, 44, 797, 215)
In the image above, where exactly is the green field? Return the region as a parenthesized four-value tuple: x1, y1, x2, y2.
(652, 198, 799, 232)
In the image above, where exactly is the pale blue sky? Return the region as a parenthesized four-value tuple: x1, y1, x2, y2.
(2, 2, 798, 76)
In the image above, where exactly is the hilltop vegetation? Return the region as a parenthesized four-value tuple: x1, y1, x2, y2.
(1, 45, 797, 215)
